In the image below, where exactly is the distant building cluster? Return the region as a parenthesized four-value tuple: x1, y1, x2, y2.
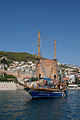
(0, 56, 80, 84)
(58, 62, 80, 83)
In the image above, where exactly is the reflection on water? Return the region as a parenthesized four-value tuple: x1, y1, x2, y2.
(0, 90, 80, 120)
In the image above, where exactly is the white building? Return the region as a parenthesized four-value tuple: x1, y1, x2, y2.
(69, 75, 75, 83)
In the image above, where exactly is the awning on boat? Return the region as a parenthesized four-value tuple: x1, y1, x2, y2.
(26, 77, 54, 82)
(40, 77, 54, 81)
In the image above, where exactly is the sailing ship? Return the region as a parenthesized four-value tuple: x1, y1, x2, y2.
(25, 31, 67, 99)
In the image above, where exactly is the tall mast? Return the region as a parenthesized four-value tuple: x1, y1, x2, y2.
(38, 31, 40, 58)
(54, 40, 57, 81)
(38, 31, 40, 81)
(54, 40, 56, 59)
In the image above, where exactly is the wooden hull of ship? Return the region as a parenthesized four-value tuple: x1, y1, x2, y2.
(28, 88, 67, 99)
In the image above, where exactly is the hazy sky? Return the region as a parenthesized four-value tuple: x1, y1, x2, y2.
(0, 0, 80, 66)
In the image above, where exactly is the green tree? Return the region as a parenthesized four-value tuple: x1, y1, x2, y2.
(75, 77, 80, 84)
(1, 58, 7, 64)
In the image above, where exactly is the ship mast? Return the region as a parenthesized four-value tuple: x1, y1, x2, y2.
(38, 31, 40, 81)
(54, 40, 58, 80)
(54, 40, 56, 59)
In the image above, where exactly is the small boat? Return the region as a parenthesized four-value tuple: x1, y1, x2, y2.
(68, 84, 80, 90)
(25, 31, 67, 99)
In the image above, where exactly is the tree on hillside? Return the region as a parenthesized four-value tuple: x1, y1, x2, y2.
(1, 58, 7, 65)
(0, 58, 11, 67)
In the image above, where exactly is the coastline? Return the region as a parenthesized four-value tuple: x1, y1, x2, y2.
(0, 82, 24, 90)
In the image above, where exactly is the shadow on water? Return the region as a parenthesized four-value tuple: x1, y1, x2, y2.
(0, 90, 80, 120)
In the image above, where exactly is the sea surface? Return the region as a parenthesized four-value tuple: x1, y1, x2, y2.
(0, 90, 80, 120)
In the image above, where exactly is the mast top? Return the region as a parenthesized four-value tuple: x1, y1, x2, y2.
(38, 31, 40, 58)
(54, 40, 56, 59)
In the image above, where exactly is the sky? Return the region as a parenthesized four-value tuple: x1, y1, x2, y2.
(0, 0, 80, 66)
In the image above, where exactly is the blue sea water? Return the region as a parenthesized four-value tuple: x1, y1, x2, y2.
(0, 90, 80, 120)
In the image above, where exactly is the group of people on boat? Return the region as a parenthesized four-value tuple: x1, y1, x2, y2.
(25, 78, 67, 91)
